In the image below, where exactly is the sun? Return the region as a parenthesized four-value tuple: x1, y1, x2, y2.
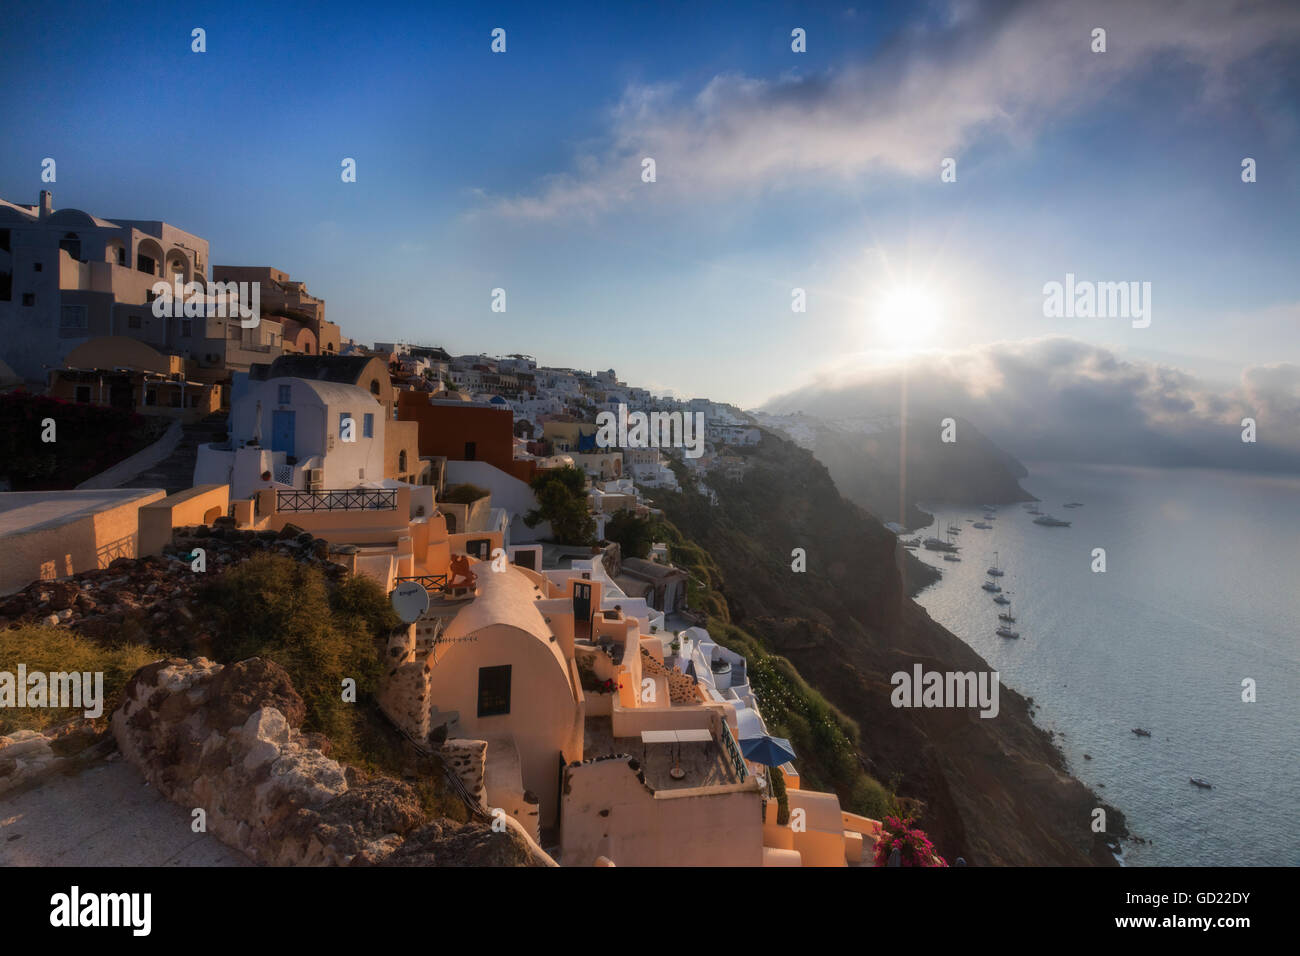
(871, 284, 945, 353)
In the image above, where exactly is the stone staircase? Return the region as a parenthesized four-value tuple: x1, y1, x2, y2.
(117, 413, 229, 495)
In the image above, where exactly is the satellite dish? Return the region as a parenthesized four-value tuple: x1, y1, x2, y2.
(390, 580, 430, 623)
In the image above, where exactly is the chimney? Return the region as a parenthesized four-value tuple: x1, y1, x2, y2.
(38, 190, 52, 219)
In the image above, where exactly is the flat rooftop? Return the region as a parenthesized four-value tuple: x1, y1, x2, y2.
(0, 489, 164, 537)
(583, 716, 739, 792)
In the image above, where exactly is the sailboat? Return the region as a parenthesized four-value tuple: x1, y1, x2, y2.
(998, 610, 1016, 623)
(923, 521, 959, 552)
(996, 623, 1020, 638)
(981, 579, 1002, 593)
(993, 593, 1011, 605)
(986, 552, 1004, 577)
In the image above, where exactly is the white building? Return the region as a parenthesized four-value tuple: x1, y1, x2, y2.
(195, 374, 389, 500)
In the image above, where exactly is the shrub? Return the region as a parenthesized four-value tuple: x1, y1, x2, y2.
(440, 483, 489, 505)
(196, 555, 390, 763)
(0, 625, 158, 734)
(874, 815, 948, 867)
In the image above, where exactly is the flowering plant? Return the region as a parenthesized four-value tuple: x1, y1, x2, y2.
(873, 815, 948, 867)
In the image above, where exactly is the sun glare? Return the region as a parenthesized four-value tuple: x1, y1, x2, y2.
(871, 285, 945, 353)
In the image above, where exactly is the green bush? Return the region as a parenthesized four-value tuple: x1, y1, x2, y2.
(196, 555, 391, 764)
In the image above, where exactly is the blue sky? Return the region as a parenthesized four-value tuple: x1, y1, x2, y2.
(2, 0, 1297, 410)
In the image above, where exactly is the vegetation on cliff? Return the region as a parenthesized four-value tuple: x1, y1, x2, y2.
(656, 431, 1125, 864)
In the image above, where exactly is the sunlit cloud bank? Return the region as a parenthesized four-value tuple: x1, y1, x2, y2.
(764, 337, 1300, 472)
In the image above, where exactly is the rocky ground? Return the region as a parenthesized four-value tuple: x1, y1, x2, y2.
(0, 521, 346, 648)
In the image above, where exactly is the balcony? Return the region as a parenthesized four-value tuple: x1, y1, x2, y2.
(275, 488, 397, 512)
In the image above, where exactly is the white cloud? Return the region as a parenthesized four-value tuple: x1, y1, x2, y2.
(766, 336, 1300, 471)
(483, 0, 1300, 220)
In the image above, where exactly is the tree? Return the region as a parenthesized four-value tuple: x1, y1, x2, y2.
(604, 510, 658, 559)
(525, 466, 594, 545)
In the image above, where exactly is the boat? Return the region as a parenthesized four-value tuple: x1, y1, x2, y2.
(1063, 502, 1084, 509)
(943, 554, 961, 562)
(993, 594, 1011, 605)
(1189, 778, 1212, 790)
(980, 504, 997, 512)
(998, 611, 1016, 622)
(972, 521, 992, 530)
(923, 537, 957, 552)
(982, 512, 996, 520)
(981, 580, 1002, 593)
(1132, 728, 1151, 737)
(986, 552, 1004, 577)
(995, 625, 1019, 639)
(1026, 507, 1043, 515)
(1034, 514, 1071, 526)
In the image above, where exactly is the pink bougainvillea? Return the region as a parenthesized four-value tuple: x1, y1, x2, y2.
(873, 815, 948, 867)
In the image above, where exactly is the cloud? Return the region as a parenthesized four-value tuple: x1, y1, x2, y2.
(483, 0, 1300, 219)
(763, 337, 1300, 472)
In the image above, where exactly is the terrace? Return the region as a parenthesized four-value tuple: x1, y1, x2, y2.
(583, 716, 742, 792)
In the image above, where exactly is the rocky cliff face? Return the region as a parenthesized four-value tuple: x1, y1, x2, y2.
(661, 432, 1124, 865)
(808, 415, 1034, 528)
(113, 656, 547, 867)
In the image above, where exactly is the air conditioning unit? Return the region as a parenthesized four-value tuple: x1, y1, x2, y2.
(306, 468, 324, 490)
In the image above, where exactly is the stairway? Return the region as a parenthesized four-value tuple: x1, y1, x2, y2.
(116, 413, 229, 495)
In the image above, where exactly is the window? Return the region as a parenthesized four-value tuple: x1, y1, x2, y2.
(136, 253, 156, 275)
(181, 319, 192, 337)
(22, 293, 35, 307)
(467, 538, 491, 560)
(33, 262, 42, 272)
(464, 441, 476, 461)
(278, 384, 291, 405)
(369, 379, 380, 395)
(476, 665, 511, 718)
(75, 385, 91, 403)
(59, 305, 87, 329)
(128, 314, 141, 329)
(398, 449, 407, 472)
(363, 413, 374, 439)
(145, 389, 157, 406)
(0, 229, 9, 252)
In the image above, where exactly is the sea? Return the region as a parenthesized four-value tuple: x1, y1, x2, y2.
(912, 461, 1300, 867)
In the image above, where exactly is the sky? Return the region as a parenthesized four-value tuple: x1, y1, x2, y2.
(1, 0, 1297, 464)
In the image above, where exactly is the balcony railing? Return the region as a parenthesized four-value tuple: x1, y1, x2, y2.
(719, 718, 748, 783)
(393, 573, 448, 592)
(276, 488, 397, 512)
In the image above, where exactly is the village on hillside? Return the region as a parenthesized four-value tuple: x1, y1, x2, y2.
(0, 190, 889, 867)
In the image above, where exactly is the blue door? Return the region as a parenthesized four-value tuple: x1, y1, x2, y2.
(271, 410, 296, 455)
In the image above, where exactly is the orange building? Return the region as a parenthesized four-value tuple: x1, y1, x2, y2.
(397, 392, 539, 484)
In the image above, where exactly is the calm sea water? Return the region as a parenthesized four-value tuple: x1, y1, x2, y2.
(912, 462, 1300, 867)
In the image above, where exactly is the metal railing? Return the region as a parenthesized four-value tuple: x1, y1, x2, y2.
(719, 718, 748, 783)
(276, 488, 397, 512)
(393, 573, 448, 592)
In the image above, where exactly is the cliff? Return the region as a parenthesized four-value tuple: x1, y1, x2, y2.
(659, 432, 1124, 865)
(807, 415, 1034, 529)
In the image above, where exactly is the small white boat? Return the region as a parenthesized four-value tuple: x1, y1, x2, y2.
(987, 552, 1004, 577)
(996, 625, 1020, 639)
(972, 521, 992, 529)
(1034, 514, 1071, 527)
(981, 581, 1002, 593)
(998, 611, 1016, 623)
(993, 594, 1011, 605)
